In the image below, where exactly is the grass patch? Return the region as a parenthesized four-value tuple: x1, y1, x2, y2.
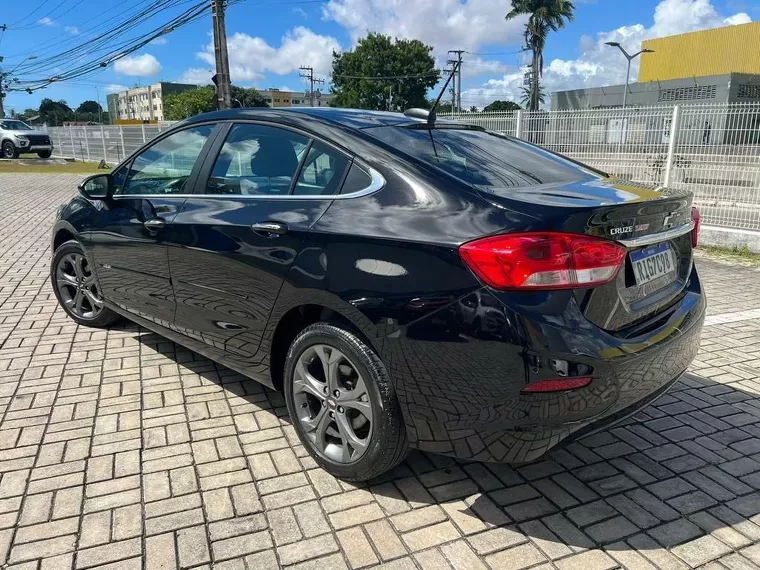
(0, 158, 109, 174)
(697, 245, 760, 267)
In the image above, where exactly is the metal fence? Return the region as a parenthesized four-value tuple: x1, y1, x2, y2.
(47, 102, 760, 230)
(443, 103, 760, 231)
(46, 122, 176, 164)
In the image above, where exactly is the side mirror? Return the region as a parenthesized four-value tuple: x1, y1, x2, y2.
(78, 173, 113, 200)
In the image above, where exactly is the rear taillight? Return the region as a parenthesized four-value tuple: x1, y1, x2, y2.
(522, 376, 593, 393)
(691, 206, 700, 248)
(459, 233, 626, 290)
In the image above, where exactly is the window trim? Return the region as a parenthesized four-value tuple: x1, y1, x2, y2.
(190, 120, 385, 200)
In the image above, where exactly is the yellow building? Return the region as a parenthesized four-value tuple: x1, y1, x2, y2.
(639, 22, 760, 82)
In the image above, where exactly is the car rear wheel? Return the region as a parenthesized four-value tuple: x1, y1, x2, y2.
(2, 141, 18, 159)
(38, 150, 52, 159)
(51, 240, 121, 327)
(284, 323, 408, 481)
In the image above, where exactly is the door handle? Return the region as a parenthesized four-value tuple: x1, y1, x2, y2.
(144, 217, 166, 232)
(251, 222, 288, 237)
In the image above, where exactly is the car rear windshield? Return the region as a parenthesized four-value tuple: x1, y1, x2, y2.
(367, 126, 597, 188)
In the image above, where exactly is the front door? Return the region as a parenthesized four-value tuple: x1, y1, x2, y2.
(90, 124, 218, 324)
(166, 122, 351, 372)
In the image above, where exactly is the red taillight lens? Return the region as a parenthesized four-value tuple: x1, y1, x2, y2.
(459, 233, 626, 290)
(691, 206, 700, 248)
(522, 376, 593, 393)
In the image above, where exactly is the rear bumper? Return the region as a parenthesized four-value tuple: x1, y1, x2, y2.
(384, 267, 705, 464)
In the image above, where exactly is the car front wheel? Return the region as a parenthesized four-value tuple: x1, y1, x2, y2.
(51, 240, 121, 327)
(2, 141, 18, 159)
(284, 323, 408, 481)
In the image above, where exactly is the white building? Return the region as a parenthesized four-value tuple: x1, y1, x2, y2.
(106, 82, 196, 122)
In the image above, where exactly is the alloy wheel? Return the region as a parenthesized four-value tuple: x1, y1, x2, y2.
(292, 344, 373, 463)
(55, 252, 104, 320)
(3, 144, 14, 159)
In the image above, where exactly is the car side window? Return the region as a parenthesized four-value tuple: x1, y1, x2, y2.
(206, 124, 309, 195)
(340, 162, 373, 195)
(117, 125, 214, 196)
(293, 141, 349, 196)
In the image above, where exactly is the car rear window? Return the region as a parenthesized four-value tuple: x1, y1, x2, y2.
(367, 127, 597, 188)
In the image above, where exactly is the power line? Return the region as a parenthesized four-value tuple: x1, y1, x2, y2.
(7, 0, 54, 28)
(7, 1, 211, 93)
(332, 71, 440, 80)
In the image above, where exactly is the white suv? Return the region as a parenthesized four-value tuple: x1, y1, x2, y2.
(0, 119, 54, 159)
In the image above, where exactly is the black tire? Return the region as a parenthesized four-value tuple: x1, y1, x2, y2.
(51, 240, 121, 328)
(2, 141, 18, 159)
(284, 323, 408, 481)
(37, 150, 52, 159)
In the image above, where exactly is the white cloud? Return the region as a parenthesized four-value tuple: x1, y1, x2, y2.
(323, 0, 525, 55)
(177, 67, 213, 85)
(114, 53, 162, 76)
(65, 25, 79, 35)
(150, 37, 168, 45)
(37, 17, 55, 26)
(187, 26, 340, 82)
(104, 84, 129, 93)
(462, 57, 512, 78)
(463, 0, 752, 106)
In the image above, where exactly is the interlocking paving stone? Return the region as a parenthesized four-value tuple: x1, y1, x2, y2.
(3, 174, 760, 568)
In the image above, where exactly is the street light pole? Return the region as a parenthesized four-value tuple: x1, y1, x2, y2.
(604, 42, 654, 109)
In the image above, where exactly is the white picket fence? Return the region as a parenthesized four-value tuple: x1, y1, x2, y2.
(47, 102, 760, 231)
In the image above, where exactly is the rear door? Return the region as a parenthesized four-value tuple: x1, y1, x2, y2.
(166, 121, 352, 369)
(90, 123, 218, 324)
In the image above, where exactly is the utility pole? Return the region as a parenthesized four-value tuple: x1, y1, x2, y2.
(448, 50, 464, 113)
(211, 0, 232, 110)
(446, 60, 458, 112)
(299, 66, 324, 107)
(0, 75, 5, 119)
(0, 53, 5, 119)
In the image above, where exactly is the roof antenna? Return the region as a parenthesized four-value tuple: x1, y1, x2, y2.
(404, 61, 460, 125)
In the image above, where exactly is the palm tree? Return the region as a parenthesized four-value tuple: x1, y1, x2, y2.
(520, 85, 545, 108)
(506, 0, 574, 111)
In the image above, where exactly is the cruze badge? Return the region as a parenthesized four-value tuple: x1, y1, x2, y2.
(610, 226, 634, 236)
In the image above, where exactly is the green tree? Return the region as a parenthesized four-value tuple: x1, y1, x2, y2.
(331, 33, 439, 111)
(76, 100, 102, 114)
(164, 85, 269, 119)
(506, 0, 574, 110)
(520, 85, 545, 107)
(19, 108, 37, 121)
(483, 100, 521, 112)
(39, 98, 73, 126)
(163, 86, 215, 120)
(230, 86, 269, 108)
(469, 106, 479, 113)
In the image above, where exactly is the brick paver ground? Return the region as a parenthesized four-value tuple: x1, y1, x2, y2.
(2, 173, 760, 570)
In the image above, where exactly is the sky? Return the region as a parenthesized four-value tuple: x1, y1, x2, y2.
(1, 0, 757, 113)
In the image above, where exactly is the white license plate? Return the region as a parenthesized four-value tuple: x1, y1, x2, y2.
(630, 242, 677, 286)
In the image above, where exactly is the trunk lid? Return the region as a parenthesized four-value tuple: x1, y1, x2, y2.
(474, 177, 695, 333)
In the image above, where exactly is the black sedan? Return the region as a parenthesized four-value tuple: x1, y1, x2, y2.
(51, 108, 705, 480)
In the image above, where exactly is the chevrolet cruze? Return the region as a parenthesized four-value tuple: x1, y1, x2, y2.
(51, 108, 705, 480)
